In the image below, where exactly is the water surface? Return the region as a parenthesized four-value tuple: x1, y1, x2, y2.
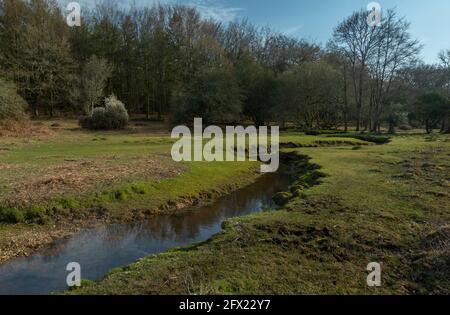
(0, 172, 290, 295)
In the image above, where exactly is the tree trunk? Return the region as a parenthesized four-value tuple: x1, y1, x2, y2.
(343, 64, 348, 132)
(356, 66, 365, 132)
(368, 90, 374, 132)
(388, 122, 395, 134)
(344, 113, 348, 132)
(356, 106, 361, 132)
(426, 120, 431, 134)
(146, 94, 150, 120)
(32, 99, 39, 118)
(440, 117, 449, 133)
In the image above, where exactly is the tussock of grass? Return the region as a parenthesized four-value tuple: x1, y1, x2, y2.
(273, 153, 326, 206)
(280, 134, 371, 148)
(325, 133, 391, 145)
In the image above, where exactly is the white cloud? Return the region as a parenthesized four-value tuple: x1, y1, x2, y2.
(186, 0, 244, 22)
(58, 0, 244, 22)
(283, 25, 302, 36)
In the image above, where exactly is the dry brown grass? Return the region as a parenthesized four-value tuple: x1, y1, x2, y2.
(3, 156, 185, 207)
(0, 120, 55, 138)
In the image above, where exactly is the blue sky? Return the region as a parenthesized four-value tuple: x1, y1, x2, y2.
(59, 0, 450, 64)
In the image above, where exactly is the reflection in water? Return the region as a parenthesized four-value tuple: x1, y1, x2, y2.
(0, 172, 290, 295)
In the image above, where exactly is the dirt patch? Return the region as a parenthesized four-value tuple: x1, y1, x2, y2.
(0, 217, 109, 264)
(0, 224, 77, 263)
(3, 156, 186, 207)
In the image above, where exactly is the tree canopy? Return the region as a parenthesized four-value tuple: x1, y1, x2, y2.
(0, 0, 449, 133)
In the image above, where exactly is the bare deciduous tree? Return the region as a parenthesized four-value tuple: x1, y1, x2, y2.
(81, 55, 113, 114)
(330, 10, 383, 131)
(368, 10, 421, 132)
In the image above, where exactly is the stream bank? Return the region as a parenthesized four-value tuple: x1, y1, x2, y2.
(0, 162, 261, 264)
(0, 153, 314, 294)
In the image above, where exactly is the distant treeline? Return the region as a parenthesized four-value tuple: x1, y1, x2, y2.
(0, 0, 449, 132)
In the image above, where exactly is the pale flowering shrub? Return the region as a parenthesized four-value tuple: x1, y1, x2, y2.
(80, 95, 129, 130)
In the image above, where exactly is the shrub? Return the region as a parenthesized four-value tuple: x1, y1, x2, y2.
(79, 95, 129, 130)
(354, 134, 391, 144)
(92, 107, 109, 129)
(304, 130, 346, 136)
(25, 207, 50, 224)
(0, 207, 25, 224)
(305, 130, 321, 136)
(0, 79, 27, 121)
(104, 95, 129, 129)
(328, 133, 391, 145)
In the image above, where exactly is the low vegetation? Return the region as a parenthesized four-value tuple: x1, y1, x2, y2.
(79, 95, 129, 130)
(0, 79, 27, 121)
(0, 120, 448, 294)
(0, 121, 261, 262)
(326, 133, 392, 145)
(70, 133, 449, 295)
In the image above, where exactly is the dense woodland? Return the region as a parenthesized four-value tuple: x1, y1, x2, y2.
(0, 0, 449, 133)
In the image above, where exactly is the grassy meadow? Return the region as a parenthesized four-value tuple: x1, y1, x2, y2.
(70, 130, 449, 295)
(0, 120, 448, 294)
(0, 120, 261, 262)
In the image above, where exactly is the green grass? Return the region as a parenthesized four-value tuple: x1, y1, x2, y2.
(325, 132, 392, 144)
(71, 132, 450, 295)
(280, 132, 372, 147)
(0, 125, 267, 266)
(0, 124, 265, 262)
(1, 124, 449, 294)
(0, 125, 264, 224)
(0, 128, 371, 225)
(1, 162, 260, 223)
(0, 134, 173, 165)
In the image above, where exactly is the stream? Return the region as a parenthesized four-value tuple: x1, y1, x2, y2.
(0, 171, 291, 295)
